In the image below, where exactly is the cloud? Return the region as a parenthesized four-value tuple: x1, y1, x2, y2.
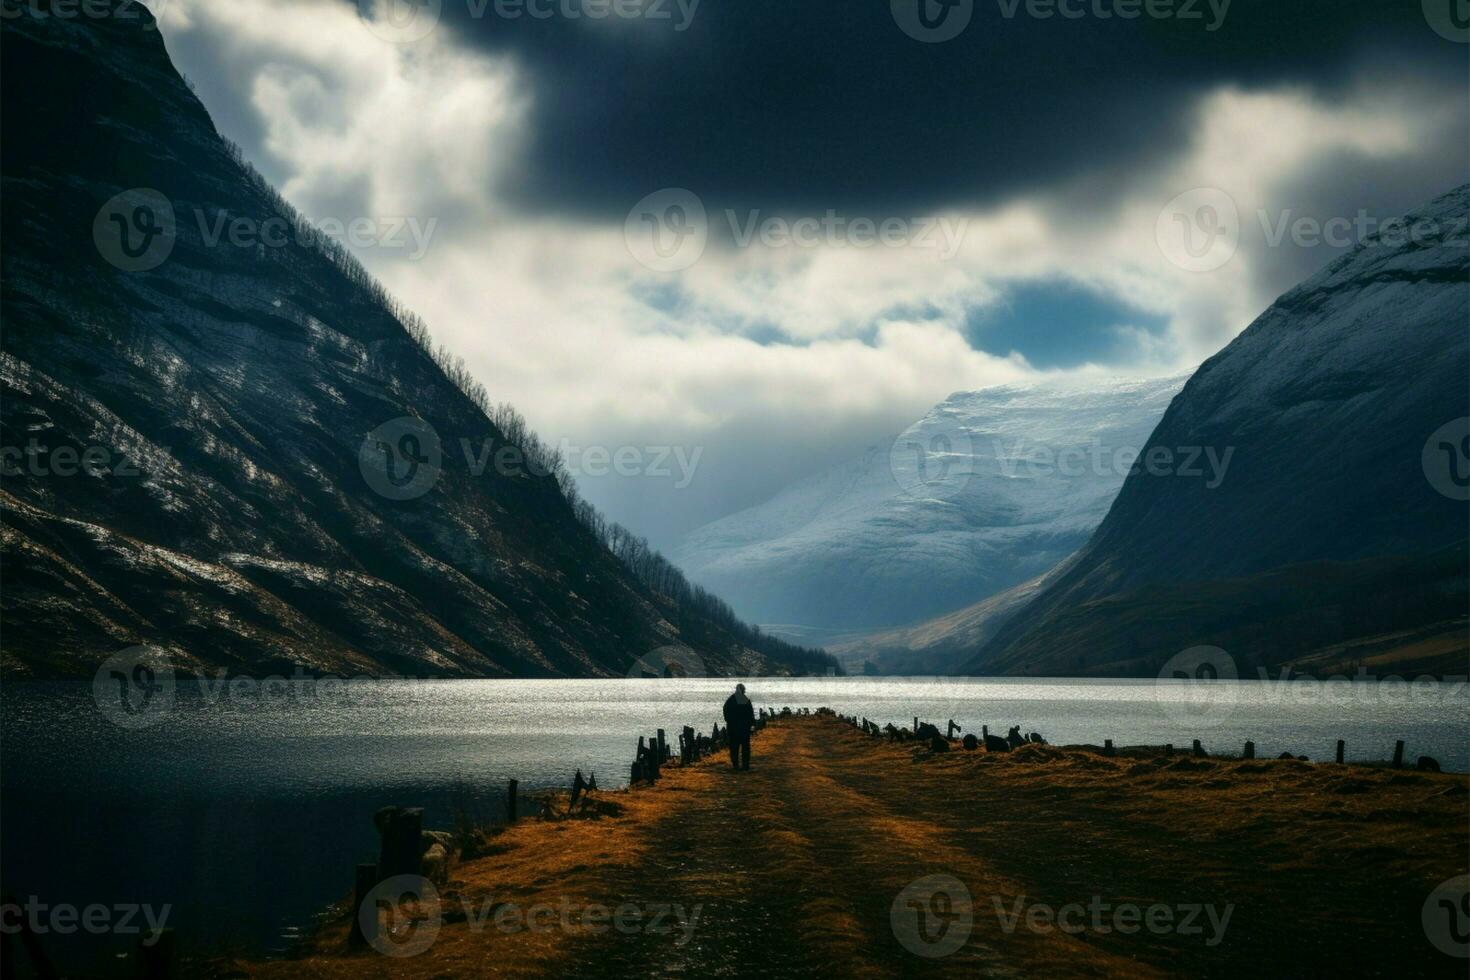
(160, 0, 525, 229)
(155, 0, 1468, 546)
(427, 0, 1464, 218)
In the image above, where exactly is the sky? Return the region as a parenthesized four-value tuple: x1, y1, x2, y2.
(152, 0, 1469, 549)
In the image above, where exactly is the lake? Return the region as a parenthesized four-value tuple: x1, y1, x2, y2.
(3, 675, 1466, 971)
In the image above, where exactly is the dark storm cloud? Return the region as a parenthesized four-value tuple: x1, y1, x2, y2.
(431, 0, 1463, 217)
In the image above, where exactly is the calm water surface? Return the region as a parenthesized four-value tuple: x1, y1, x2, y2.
(3, 676, 1466, 969)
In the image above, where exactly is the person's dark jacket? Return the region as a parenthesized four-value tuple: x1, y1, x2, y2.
(723, 694, 755, 737)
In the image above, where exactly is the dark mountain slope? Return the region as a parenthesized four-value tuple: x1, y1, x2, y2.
(966, 185, 1470, 677)
(0, 2, 833, 678)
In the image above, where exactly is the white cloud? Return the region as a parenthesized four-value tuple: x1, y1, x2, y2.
(155, 0, 1465, 541)
(160, 0, 524, 226)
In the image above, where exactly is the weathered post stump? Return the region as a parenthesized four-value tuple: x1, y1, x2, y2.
(1392, 740, 1405, 769)
(570, 770, 589, 811)
(376, 806, 424, 880)
(1103, 738, 1115, 757)
(135, 928, 175, 979)
(1335, 739, 1345, 764)
(350, 863, 379, 947)
(1243, 741, 1254, 760)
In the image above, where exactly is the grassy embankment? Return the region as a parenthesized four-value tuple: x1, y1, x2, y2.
(238, 714, 1468, 978)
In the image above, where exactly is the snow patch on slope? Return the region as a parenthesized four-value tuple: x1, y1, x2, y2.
(672, 375, 1187, 633)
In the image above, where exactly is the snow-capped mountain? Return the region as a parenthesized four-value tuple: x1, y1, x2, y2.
(672, 375, 1187, 637)
(969, 184, 1470, 677)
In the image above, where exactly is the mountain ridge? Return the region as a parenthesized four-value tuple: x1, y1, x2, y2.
(673, 374, 1188, 635)
(0, 1, 834, 679)
(965, 183, 1470, 677)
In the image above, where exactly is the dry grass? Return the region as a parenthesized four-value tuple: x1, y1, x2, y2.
(232, 716, 1468, 979)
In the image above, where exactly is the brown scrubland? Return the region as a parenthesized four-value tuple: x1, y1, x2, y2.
(235, 714, 1468, 979)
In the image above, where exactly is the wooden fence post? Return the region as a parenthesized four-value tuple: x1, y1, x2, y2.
(1392, 740, 1405, 769)
(657, 729, 668, 761)
(570, 770, 588, 812)
(351, 863, 378, 947)
(135, 929, 175, 979)
(1335, 739, 1345, 764)
(376, 806, 424, 880)
(1243, 741, 1254, 760)
(1103, 738, 1114, 757)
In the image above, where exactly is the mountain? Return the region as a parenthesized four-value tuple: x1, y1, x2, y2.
(0, 3, 834, 679)
(966, 185, 1470, 678)
(818, 568, 1053, 675)
(671, 376, 1186, 637)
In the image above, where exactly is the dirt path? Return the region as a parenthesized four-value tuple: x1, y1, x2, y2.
(476, 717, 1466, 977)
(244, 715, 1469, 979)
(551, 722, 1180, 978)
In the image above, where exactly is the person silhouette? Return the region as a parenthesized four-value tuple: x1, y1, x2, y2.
(722, 683, 755, 770)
